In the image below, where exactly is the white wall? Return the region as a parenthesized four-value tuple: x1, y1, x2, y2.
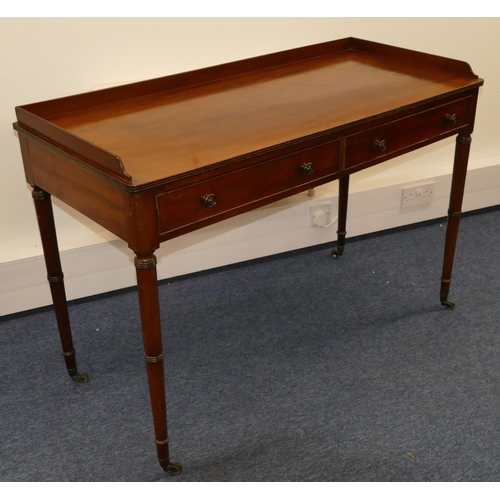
(1, 17, 500, 315)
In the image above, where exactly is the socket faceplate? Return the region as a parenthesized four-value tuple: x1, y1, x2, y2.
(310, 203, 332, 227)
(401, 183, 435, 208)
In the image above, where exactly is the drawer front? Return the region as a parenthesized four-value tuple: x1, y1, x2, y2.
(345, 96, 473, 171)
(157, 140, 338, 235)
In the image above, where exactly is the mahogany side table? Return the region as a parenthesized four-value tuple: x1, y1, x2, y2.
(13, 38, 483, 473)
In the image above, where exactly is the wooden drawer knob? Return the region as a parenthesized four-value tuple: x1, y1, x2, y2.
(299, 162, 314, 175)
(201, 193, 217, 208)
(445, 113, 458, 125)
(373, 139, 387, 152)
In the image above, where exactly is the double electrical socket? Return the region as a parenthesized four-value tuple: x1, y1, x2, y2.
(401, 182, 435, 208)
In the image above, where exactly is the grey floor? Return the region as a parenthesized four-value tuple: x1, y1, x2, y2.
(1, 208, 500, 481)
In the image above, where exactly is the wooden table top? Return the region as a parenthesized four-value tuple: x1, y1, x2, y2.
(15, 38, 483, 188)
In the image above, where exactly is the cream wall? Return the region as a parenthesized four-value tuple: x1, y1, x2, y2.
(1, 17, 500, 314)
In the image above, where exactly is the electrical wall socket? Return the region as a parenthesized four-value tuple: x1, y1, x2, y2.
(310, 203, 332, 227)
(401, 182, 435, 208)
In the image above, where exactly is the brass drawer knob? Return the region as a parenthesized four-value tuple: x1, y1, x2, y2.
(445, 113, 458, 125)
(373, 139, 387, 152)
(299, 162, 314, 175)
(201, 193, 217, 208)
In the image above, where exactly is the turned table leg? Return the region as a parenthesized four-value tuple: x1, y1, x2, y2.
(32, 187, 88, 382)
(134, 252, 182, 474)
(331, 175, 350, 258)
(440, 133, 472, 310)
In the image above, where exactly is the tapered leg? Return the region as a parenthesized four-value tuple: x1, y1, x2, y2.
(331, 175, 350, 257)
(134, 253, 182, 474)
(32, 187, 88, 382)
(440, 133, 472, 310)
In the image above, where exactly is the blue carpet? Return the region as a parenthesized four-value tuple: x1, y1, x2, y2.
(1, 208, 500, 481)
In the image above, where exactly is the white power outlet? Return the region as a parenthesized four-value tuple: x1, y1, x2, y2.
(310, 203, 332, 227)
(401, 182, 435, 208)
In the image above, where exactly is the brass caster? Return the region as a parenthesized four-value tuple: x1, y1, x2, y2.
(331, 246, 344, 258)
(160, 460, 183, 475)
(441, 299, 455, 310)
(68, 370, 89, 383)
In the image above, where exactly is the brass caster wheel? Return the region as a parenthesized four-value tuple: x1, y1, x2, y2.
(160, 460, 183, 475)
(69, 370, 89, 383)
(331, 246, 344, 258)
(441, 299, 455, 310)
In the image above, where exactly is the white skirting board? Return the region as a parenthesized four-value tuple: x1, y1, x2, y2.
(1, 163, 500, 317)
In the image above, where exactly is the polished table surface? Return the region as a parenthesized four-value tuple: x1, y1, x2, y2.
(13, 38, 483, 474)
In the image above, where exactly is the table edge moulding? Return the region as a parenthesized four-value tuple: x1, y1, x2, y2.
(12, 37, 484, 474)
